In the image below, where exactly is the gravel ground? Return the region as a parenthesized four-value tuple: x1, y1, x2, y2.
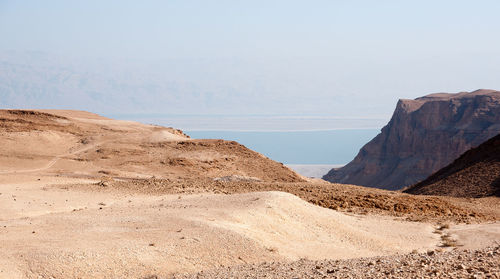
(80, 178, 499, 224)
(172, 246, 500, 279)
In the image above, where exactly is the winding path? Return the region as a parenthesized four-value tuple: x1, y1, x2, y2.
(0, 141, 105, 174)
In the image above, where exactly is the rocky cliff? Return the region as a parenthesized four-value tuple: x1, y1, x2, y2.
(404, 133, 500, 198)
(323, 89, 500, 190)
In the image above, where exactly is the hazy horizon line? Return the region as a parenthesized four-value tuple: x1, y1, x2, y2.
(185, 128, 381, 132)
(107, 113, 391, 120)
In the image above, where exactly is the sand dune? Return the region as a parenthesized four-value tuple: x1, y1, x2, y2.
(0, 177, 440, 278)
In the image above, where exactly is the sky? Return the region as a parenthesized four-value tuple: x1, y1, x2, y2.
(1, 0, 500, 125)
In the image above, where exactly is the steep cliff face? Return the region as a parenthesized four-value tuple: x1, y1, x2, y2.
(404, 133, 500, 198)
(323, 89, 500, 190)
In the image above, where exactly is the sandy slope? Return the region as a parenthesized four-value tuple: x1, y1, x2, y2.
(0, 110, 498, 278)
(1, 175, 441, 278)
(1, 174, 498, 278)
(0, 109, 304, 182)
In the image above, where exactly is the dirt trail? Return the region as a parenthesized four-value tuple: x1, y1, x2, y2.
(0, 109, 304, 182)
(0, 110, 498, 278)
(0, 140, 105, 174)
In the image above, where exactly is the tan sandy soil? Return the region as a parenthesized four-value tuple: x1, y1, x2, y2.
(0, 175, 443, 278)
(79, 178, 500, 224)
(0, 109, 303, 182)
(0, 110, 499, 278)
(1, 174, 498, 278)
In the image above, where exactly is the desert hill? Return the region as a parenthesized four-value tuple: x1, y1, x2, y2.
(324, 89, 500, 190)
(0, 109, 303, 182)
(0, 109, 499, 278)
(405, 133, 500, 198)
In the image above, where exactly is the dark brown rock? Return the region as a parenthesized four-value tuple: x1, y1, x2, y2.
(404, 133, 500, 197)
(323, 89, 500, 190)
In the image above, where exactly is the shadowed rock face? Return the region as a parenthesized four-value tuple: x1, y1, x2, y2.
(323, 89, 500, 190)
(404, 133, 500, 198)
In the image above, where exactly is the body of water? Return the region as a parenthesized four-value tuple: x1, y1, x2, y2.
(108, 114, 383, 178)
(285, 164, 344, 178)
(186, 130, 379, 165)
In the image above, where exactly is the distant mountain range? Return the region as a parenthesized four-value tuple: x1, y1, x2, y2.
(0, 52, 236, 114)
(323, 89, 500, 190)
(0, 51, 388, 118)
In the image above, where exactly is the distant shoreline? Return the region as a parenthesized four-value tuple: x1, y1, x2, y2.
(286, 164, 344, 178)
(187, 130, 377, 167)
(107, 114, 387, 132)
(184, 128, 381, 132)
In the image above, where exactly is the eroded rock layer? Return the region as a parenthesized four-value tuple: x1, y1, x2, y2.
(404, 133, 500, 197)
(323, 89, 500, 190)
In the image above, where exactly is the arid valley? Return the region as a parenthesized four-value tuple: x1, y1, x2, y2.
(0, 108, 498, 278)
(3, 2, 500, 277)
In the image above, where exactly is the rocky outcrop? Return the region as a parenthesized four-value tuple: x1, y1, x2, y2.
(323, 89, 500, 190)
(404, 133, 500, 198)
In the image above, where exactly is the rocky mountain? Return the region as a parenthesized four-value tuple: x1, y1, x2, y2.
(404, 133, 500, 198)
(323, 89, 500, 190)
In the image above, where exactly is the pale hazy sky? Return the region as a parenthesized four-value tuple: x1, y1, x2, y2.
(1, 0, 500, 119)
